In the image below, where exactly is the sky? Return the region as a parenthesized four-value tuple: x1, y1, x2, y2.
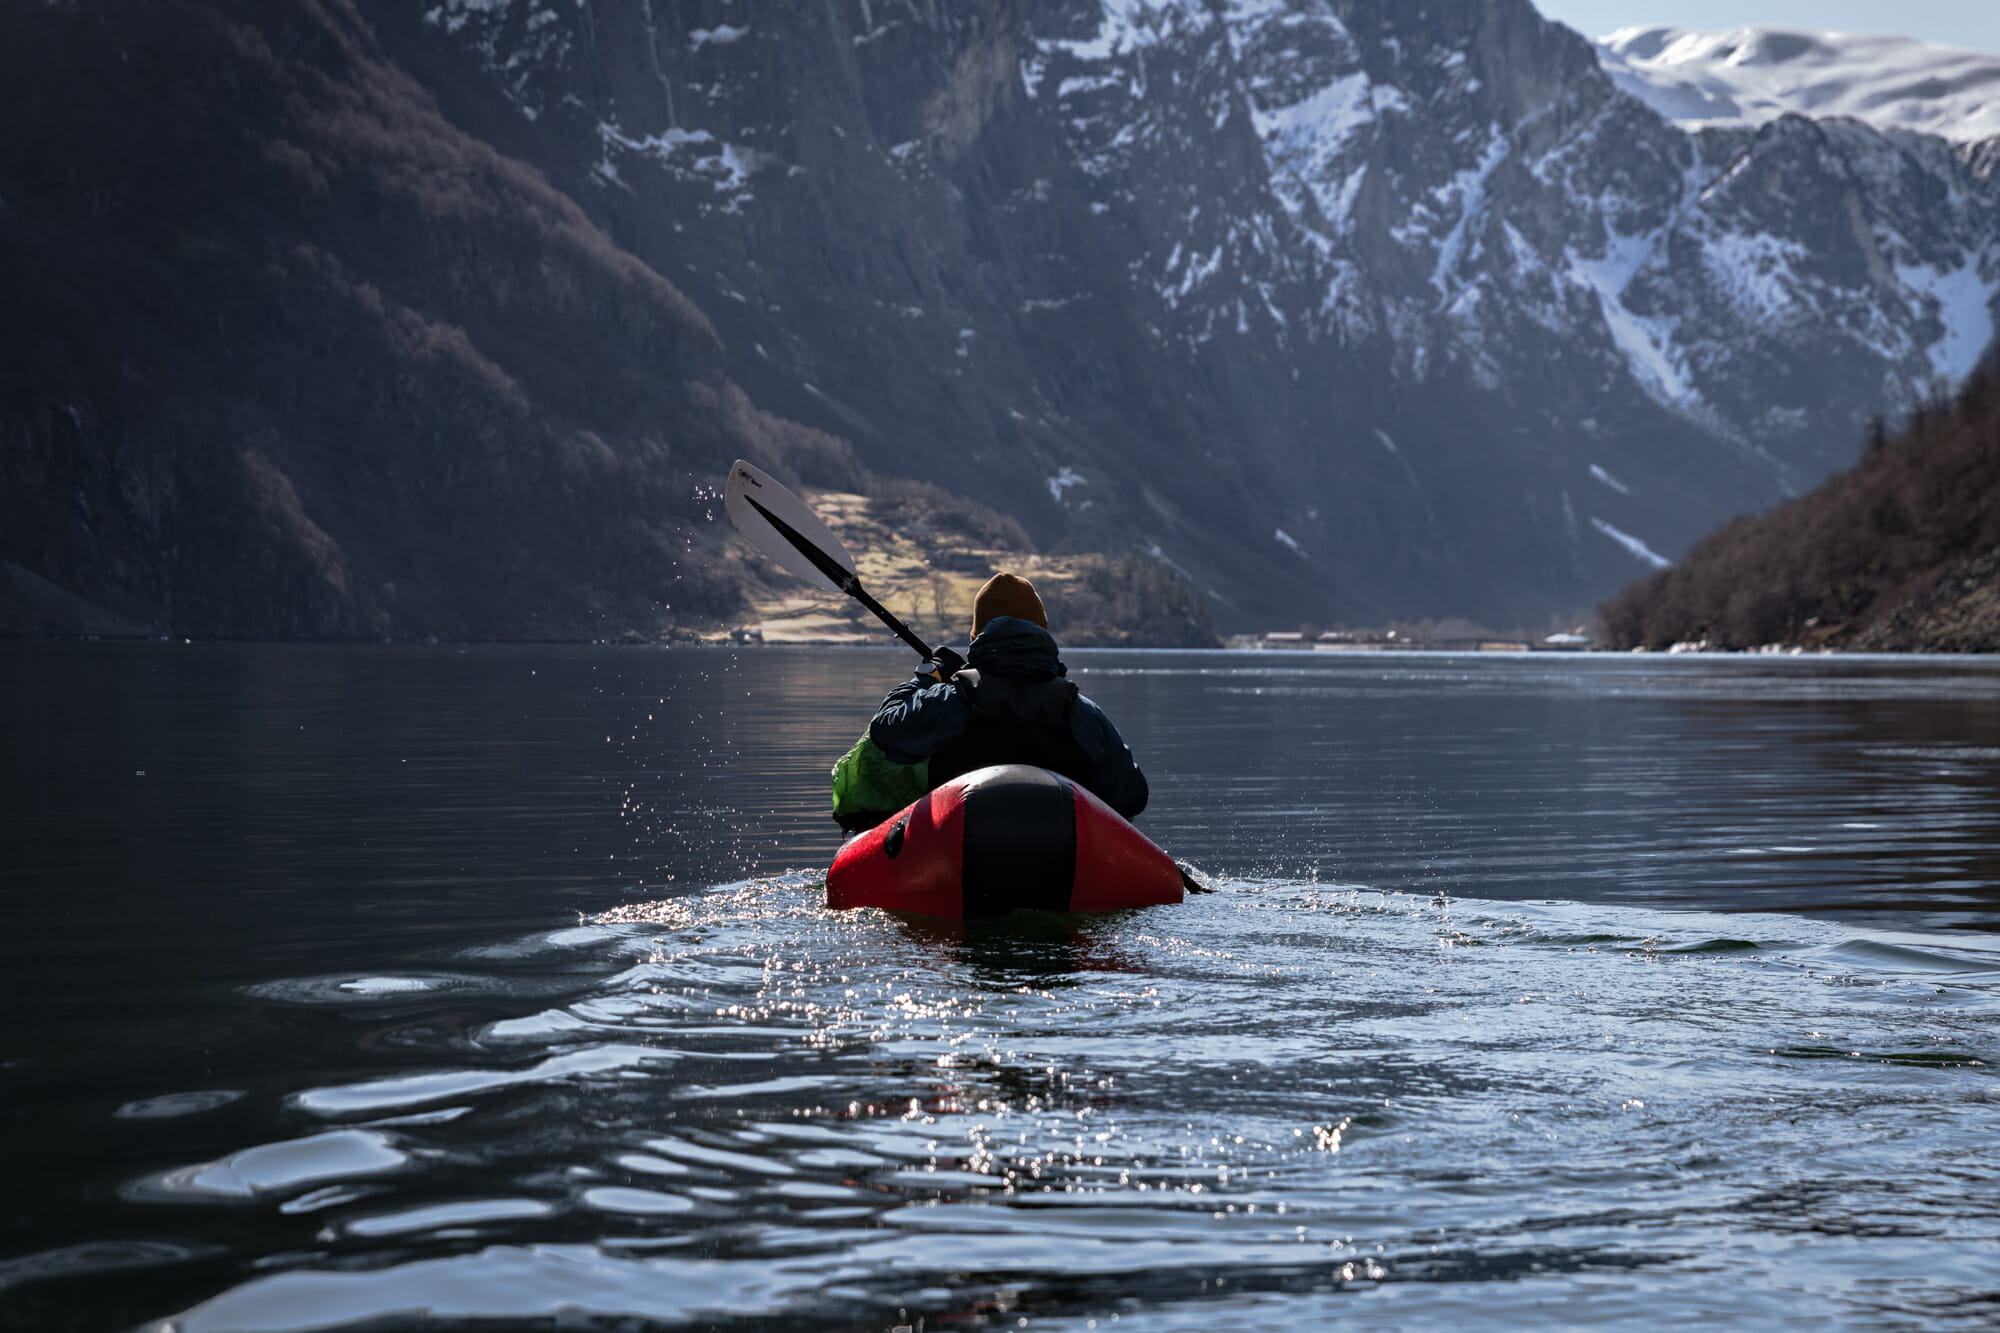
(1533, 1, 2000, 56)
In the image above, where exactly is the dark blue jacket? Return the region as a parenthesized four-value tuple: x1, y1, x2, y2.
(869, 617, 1149, 819)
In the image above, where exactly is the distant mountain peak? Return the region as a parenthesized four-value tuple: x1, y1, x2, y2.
(1595, 25, 2000, 144)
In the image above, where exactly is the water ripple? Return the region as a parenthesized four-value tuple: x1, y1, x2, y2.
(129, 877, 2000, 1330)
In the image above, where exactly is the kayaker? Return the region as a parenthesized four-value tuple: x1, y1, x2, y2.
(830, 572, 1149, 830)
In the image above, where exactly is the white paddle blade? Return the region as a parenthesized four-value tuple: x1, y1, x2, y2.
(723, 459, 858, 591)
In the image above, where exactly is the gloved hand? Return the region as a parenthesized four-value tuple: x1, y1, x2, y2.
(921, 645, 966, 681)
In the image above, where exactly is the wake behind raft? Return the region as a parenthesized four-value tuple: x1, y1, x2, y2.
(827, 764, 1187, 918)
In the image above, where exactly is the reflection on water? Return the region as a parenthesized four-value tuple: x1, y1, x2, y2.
(2, 644, 1999, 1329)
(1124, 653, 2000, 930)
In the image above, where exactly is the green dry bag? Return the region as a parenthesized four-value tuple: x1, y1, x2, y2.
(830, 733, 928, 824)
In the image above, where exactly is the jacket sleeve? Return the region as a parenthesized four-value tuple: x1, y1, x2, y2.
(1068, 694, 1149, 819)
(869, 675, 973, 765)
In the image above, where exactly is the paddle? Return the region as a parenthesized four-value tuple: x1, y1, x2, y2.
(1176, 861, 1217, 894)
(723, 459, 935, 660)
(722, 459, 1221, 899)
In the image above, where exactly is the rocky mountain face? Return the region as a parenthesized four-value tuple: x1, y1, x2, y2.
(4, 0, 1996, 637)
(378, 0, 2000, 628)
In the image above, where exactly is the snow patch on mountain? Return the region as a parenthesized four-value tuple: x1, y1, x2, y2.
(1252, 72, 1375, 180)
(1896, 257, 2000, 383)
(423, 0, 571, 120)
(1591, 517, 1671, 569)
(1046, 0, 1206, 63)
(1569, 228, 1696, 410)
(423, 0, 516, 30)
(1701, 231, 1807, 323)
(688, 26, 746, 52)
(596, 122, 766, 211)
(1596, 27, 2000, 145)
(1430, 127, 1510, 306)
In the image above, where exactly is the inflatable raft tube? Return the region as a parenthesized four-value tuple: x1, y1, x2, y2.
(827, 764, 1184, 918)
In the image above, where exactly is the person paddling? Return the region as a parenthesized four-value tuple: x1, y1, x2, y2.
(830, 572, 1148, 831)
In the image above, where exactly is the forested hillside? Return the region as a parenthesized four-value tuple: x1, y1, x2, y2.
(1600, 358, 2000, 651)
(0, 0, 856, 640)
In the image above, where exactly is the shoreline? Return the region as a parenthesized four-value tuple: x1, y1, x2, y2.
(8, 633, 2000, 658)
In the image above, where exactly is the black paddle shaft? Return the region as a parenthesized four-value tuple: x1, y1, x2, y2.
(744, 495, 935, 660)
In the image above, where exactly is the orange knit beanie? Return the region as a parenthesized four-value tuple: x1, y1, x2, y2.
(971, 571, 1048, 637)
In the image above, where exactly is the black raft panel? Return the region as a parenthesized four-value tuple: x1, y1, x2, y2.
(958, 766, 1078, 918)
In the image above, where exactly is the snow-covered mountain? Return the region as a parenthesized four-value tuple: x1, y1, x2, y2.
(1597, 26, 2000, 144)
(354, 1, 2000, 624)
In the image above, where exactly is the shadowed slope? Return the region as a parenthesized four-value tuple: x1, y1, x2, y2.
(0, 0, 856, 639)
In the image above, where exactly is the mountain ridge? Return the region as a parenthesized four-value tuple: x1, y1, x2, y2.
(1596, 25, 2000, 145)
(3, 0, 1997, 640)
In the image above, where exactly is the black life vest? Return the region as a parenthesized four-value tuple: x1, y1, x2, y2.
(926, 668, 1097, 792)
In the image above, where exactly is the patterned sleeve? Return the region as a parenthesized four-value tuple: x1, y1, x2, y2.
(868, 675, 973, 765)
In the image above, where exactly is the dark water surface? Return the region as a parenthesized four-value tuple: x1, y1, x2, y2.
(3, 643, 1998, 1329)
